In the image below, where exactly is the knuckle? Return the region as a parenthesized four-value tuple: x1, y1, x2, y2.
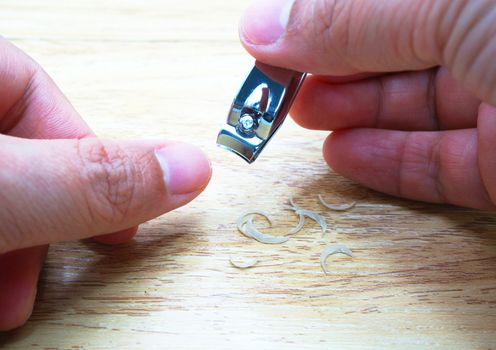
(441, 0, 496, 101)
(438, 133, 495, 209)
(302, 0, 369, 70)
(426, 137, 446, 203)
(397, 132, 447, 203)
(75, 139, 138, 226)
(0, 160, 31, 253)
(439, 0, 474, 63)
(405, 0, 444, 64)
(307, 0, 350, 53)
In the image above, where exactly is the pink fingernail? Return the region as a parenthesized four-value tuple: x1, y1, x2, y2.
(155, 143, 211, 195)
(240, 0, 295, 45)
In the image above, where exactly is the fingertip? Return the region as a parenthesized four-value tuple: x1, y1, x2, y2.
(323, 131, 336, 165)
(0, 138, 213, 252)
(0, 246, 47, 331)
(240, 0, 293, 47)
(0, 285, 34, 331)
(238, 0, 310, 73)
(323, 130, 354, 170)
(238, 0, 366, 75)
(93, 226, 139, 245)
(155, 143, 212, 196)
(0, 304, 33, 331)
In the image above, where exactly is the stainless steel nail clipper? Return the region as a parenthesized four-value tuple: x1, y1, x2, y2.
(216, 61, 306, 163)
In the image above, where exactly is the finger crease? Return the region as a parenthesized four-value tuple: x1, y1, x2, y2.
(0, 68, 38, 133)
(375, 77, 385, 128)
(397, 132, 412, 198)
(427, 136, 447, 203)
(427, 67, 441, 130)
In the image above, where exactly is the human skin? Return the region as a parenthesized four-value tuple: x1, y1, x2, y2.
(0, 38, 211, 330)
(239, 0, 496, 211)
(3, 0, 496, 332)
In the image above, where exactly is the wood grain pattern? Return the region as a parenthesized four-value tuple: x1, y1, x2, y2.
(1, 0, 496, 349)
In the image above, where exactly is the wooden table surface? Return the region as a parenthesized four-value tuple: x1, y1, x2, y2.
(1, 1, 496, 349)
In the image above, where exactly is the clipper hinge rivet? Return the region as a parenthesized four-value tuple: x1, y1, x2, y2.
(238, 114, 257, 136)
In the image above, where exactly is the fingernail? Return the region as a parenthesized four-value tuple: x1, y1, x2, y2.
(240, 0, 295, 45)
(155, 143, 212, 195)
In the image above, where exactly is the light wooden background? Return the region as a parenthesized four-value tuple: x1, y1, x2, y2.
(1, 1, 496, 349)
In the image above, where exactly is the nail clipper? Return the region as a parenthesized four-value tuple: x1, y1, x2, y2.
(216, 61, 306, 163)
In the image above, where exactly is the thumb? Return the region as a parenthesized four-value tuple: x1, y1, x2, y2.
(239, 0, 496, 105)
(0, 136, 211, 254)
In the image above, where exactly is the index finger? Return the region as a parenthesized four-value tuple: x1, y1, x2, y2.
(0, 37, 93, 138)
(0, 38, 139, 242)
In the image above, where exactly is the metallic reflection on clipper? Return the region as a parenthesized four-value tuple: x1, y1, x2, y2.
(216, 61, 306, 163)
